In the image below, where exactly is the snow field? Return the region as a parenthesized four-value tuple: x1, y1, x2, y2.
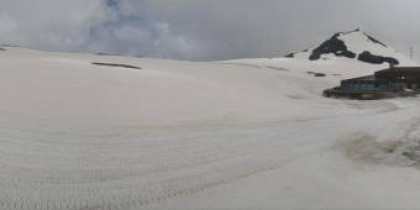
(0, 47, 419, 209)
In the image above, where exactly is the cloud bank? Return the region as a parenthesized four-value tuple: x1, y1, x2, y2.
(0, 0, 420, 61)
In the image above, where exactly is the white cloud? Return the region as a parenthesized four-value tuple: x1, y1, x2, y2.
(0, 0, 109, 50)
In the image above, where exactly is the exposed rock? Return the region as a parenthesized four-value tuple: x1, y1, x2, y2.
(309, 33, 357, 60)
(364, 33, 387, 47)
(314, 73, 326, 77)
(357, 51, 399, 65)
(265, 66, 289, 71)
(307, 71, 326, 77)
(96, 52, 115, 56)
(91, 62, 142, 69)
(284, 53, 295, 58)
(220, 63, 263, 69)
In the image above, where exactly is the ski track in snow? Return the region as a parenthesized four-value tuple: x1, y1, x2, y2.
(0, 99, 417, 210)
(0, 116, 335, 209)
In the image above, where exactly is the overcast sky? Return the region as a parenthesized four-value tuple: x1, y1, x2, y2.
(0, 0, 419, 61)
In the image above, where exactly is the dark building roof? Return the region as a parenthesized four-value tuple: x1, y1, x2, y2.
(341, 67, 420, 84)
(342, 75, 376, 83)
(375, 67, 420, 79)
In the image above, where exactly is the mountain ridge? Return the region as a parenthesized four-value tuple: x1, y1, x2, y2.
(287, 29, 413, 66)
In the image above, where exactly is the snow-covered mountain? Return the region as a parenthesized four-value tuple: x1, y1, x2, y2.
(287, 29, 414, 66)
(2, 46, 420, 210)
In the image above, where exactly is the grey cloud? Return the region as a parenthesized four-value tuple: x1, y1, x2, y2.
(0, 0, 420, 61)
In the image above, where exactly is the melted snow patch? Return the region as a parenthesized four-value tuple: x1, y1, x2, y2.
(340, 136, 420, 167)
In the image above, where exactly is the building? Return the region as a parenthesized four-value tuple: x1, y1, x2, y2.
(324, 67, 420, 99)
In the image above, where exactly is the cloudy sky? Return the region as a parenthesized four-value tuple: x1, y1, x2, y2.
(0, 0, 419, 61)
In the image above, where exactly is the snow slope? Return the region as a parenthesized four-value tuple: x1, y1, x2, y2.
(0, 46, 420, 210)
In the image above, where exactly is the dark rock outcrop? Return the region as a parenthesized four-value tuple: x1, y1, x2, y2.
(357, 51, 399, 65)
(265, 66, 289, 71)
(364, 33, 387, 47)
(284, 53, 295, 58)
(96, 52, 115, 56)
(309, 33, 356, 60)
(92, 62, 142, 69)
(307, 71, 326, 77)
